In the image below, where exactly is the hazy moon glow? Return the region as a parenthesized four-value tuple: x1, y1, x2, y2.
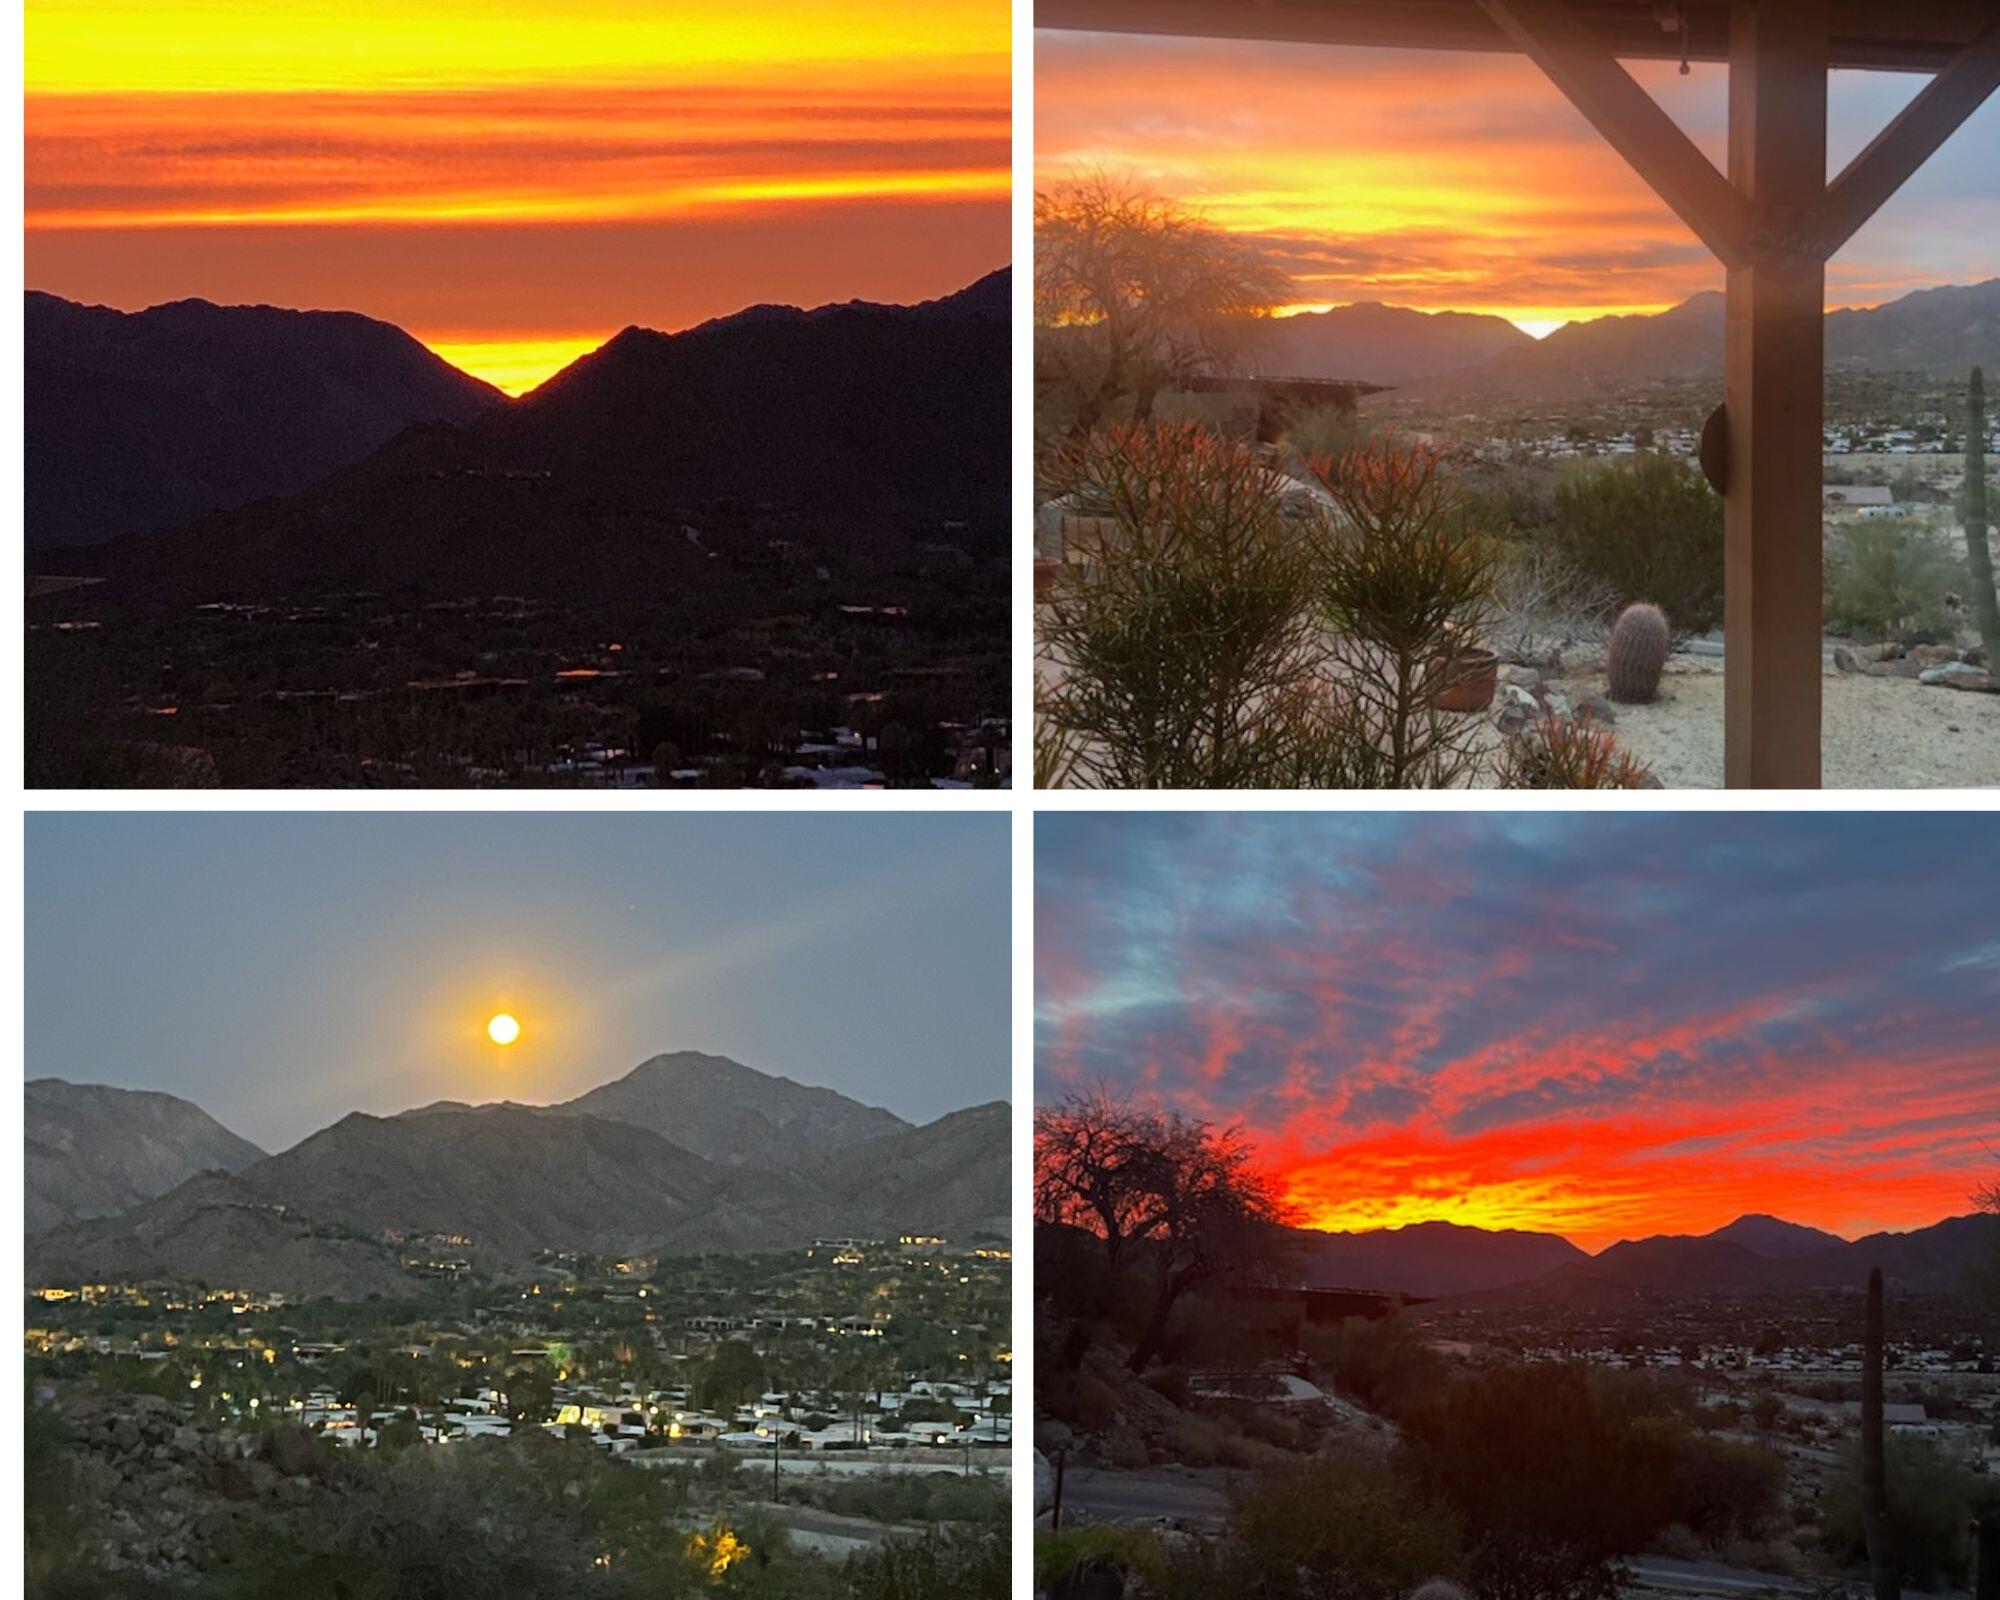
(487, 1012, 521, 1046)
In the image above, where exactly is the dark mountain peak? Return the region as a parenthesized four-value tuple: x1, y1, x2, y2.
(1706, 1212, 1846, 1259)
(26, 290, 504, 551)
(1289, 1216, 1588, 1296)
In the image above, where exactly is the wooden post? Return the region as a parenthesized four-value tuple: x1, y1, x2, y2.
(1723, 0, 1829, 788)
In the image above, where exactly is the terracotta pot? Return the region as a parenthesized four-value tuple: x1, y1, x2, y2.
(1431, 646, 1499, 712)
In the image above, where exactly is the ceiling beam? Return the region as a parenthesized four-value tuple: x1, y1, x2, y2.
(1818, 14, 2000, 257)
(1478, 0, 1752, 266)
(1033, 0, 1989, 73)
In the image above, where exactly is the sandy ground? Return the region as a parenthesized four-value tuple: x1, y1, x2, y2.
(1526, 652, 2000, 789)
(1037, 627, 2000, 790)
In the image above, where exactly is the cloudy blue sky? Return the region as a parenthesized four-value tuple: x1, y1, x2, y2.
(1037, 812, 2000, 1249)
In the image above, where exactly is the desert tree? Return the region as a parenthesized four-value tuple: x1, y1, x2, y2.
(1034, 171, 1293, 436)
(1034, 1088, 1295, 1373)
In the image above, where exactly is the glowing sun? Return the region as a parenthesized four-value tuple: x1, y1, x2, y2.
(487, 1012, 521, 1046)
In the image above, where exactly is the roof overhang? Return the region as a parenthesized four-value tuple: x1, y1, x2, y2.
(1034, 0, 1995, 73)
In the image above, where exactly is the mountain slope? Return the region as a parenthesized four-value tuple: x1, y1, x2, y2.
(1254, 302, 1535, 385)
(1706, 1213, 1846, 1259)
(36, 270, 1011, 600)
(805, 1101, 1010, 1240)
(490, 269, 1009, 513)
(555, 1051, 908, 1167)
(25, 293, 503, 551)
(25, 1171, 412, 1298)
(1289, 1218, 1589, 1296)
(26, 1079, 266, 1234)
(1402, 278, 2000, 399)
(237, 1107, 758, 1261)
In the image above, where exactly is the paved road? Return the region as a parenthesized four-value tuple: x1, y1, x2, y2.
(1053, 1467, 1232, 1528)
(1625, 1557, 1815, 1596)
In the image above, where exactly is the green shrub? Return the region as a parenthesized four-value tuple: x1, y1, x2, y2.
(1037, 422, 1340, 788)
(1220, 1457, 1466, 1600)
(1823, 520, 1968, 640)
(1544, 455, 1723, 634)
(1034, 1527, 1172, 1596)
(847, 1525, 1008, 1600)
(1821, 1435, 1995, 1590)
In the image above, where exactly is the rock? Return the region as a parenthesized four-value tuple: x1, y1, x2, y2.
(1910, 643, 1961, 668)
(111, 1419, 140, 1452)
(1919, 662, 1986, 685)
(1543, 690, 1573, 720)
(1942, 670, 2000, 693)
(211, 1460, 259, 1502)
(1967, 644, 1990, 667)
(262, 1421, 321, 1479)
(1573, 693, 1616, 726)
(1494, 702, 1534, 737)
(1832, 645, 1860, 673)
(1498, 664, 1544, 694)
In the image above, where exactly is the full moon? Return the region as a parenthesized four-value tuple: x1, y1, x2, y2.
(487, 1012, 521, 1046)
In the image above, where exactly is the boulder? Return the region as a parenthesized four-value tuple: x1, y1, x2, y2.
(262, 1421, 322, 1479)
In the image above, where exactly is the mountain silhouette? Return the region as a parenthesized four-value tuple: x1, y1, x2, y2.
(26, 292, 503, 551)
(31, 269, 1011, 602)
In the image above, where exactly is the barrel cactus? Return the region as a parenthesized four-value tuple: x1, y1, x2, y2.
(1607, 602, 1670, 703)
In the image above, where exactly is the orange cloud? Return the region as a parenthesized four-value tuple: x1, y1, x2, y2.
(1035, 31, 2000, 329)
(26, 2, 1010, 381)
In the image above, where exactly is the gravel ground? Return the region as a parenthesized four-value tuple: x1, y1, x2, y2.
(1531, 654, 2000, 789)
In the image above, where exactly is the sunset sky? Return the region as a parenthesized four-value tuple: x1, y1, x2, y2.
(1036, 32, 2000, 335)
(25, 0, 1010, 391)
(26, 812, 1009, 1151)
(1036, 813, 2000, 1253)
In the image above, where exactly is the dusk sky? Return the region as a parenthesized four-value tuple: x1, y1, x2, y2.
(1036, 813, 2000, 1252)
(1036, 33, 2000, 334)
(25, 0, 1009, 391)
(27, 812, 1009, 1152)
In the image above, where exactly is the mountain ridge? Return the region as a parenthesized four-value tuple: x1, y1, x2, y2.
(30, 268, 1013, 599)
(26, 1079, 267, 1234)
(25, 1053, 1008, 1296)
(25, 291, 504, 551)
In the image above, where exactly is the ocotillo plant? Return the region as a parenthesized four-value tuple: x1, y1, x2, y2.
(1862, 1266, 1900, 1600)
(1964, 367, 2000, 657)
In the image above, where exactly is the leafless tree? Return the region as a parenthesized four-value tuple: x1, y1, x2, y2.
(1035, 1088, 1296, 1371)
(1035, 171, 1294, 435)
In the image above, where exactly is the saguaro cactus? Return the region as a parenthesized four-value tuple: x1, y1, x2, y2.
(1964, 368, 2000, 657)
(1862, 1266, 1900, 1600)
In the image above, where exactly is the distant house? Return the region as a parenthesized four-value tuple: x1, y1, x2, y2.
(1824, 485, 1895, 508)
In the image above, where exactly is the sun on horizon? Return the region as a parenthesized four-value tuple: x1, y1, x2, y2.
(486, 1012, 521, 1047)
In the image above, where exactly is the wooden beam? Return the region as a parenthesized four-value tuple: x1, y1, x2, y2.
(1479, 0, 1753, 267)
(1034, 0, 1993, 73)
(1723, 0, 1829, 789)
(1819, 15, 2000, 257)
